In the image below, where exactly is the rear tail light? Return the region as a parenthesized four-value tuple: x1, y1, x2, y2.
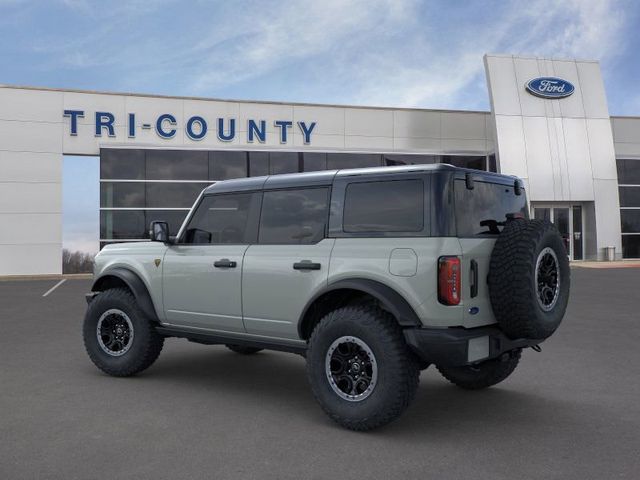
(438, 256, 461, 306)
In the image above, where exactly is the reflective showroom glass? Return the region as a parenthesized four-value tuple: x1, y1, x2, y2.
(249, 152, 269, 177)
(100, 149, 145, 179)
(146, 150, 208, 180)
(209, 151, 247, 180)
(269, 152, 299, 174)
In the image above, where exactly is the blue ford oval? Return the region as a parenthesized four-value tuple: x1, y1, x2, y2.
(526, 77, 575, 99)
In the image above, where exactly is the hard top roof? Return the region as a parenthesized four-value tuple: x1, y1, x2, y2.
(203, 163, 519, 194)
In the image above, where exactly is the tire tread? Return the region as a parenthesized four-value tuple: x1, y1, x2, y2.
(307, 305, 419, 431)
(83, 288, 164, 377)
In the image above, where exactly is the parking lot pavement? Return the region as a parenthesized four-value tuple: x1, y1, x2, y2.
(1, 268, 640, 480)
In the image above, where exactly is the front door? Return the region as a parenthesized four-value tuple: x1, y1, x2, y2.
(242, 187, 332, 340)
(162, 192, 261, 332)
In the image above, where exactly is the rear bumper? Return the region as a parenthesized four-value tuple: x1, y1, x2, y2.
(403, 325, 541, 367)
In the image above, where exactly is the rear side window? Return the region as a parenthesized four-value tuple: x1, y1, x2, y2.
(183, 193, 259, 244)
(455, 180, 528, 236)
(259, 188, 329, 244)
(343, 180, 424, 233)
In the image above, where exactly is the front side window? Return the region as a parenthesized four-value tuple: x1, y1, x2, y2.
(259, 188, 329, 244)
(183, 193, 259, 244)
(343, 180, 424, 233)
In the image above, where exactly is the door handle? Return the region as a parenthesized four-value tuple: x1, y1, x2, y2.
(470, 259, 478, 298)
(293, 261, 321, 271)
(214, 258, 237, 268)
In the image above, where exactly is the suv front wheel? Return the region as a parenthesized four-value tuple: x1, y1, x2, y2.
(83, 288, 164, 377)
(306, 305, 419, 431)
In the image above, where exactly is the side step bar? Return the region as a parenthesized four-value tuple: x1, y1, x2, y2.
(155, 325, 307, 356)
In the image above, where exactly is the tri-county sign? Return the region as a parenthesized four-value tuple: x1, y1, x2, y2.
(63, 110, 317, 144)
(525, 77, 575, 99)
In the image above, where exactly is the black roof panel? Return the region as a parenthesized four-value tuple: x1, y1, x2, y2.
(203, 163, 520, 194)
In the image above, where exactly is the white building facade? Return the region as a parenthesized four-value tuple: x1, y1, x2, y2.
(1, 54, 639, 275)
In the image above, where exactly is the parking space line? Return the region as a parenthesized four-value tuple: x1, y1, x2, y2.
(42, 279, 67, 297)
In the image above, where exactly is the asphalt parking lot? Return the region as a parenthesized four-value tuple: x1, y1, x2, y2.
(1, 267, 640, 480)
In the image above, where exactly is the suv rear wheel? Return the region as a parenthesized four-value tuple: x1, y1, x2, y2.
(83, 288, 164, 377)
(306, 305, 419, 431)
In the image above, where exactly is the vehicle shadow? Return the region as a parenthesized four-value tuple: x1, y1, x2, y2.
(124, 342, 594, 438)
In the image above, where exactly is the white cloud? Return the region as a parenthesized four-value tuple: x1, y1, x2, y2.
(26, 0, 631, 110)
(348, 0, 628, 108)
(180, 0, 628, 108)
(188, 0, 419, 93)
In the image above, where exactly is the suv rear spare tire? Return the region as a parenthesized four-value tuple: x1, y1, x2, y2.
(488, 218, 570, 340)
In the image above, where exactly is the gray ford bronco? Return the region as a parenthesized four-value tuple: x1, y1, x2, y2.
(83, 164, 570, 430)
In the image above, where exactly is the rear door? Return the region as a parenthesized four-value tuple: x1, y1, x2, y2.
(454, 178, 528, 327)
(162, 192, 261, 332)
(242, 187, 333, 340)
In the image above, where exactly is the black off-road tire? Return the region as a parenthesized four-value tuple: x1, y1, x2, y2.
(436, 349, 521, 390)
(488, 219, 570, 340)
(306, 305, 419, 431)
(225, 344, 263, 355)
(83, 288, 164, 377)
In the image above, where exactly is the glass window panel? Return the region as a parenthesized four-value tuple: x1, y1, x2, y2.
(343, 180, 423, 233)
(146, 183, 210, 208)
(617, 159, 640, 185)
(442, 155, 487, 171)
(303, 152, 327, 172)
(145, 150, 208, 180)
(145, 210, 189, 237)
(554, 208, 571, 254)
(100, 210, 146, 239)
(100, 182, 145, 208)
(572, 205, 583, 260)
(249, 152, 269, 177)
(100, 149, 145, 180)
(259, 188, 329, 244)
(209, 151, 247, 180)
(455, 180, 528, 236)
(619, 186, 640, 207)
(488, 154, 497, 172)
(327, 153, 382, 169)
(622, 235, 640, 258)
(534, 207, 551, 221)
(621, 210, 640, 233)
(184, 193, 259, 244)
(269, 152, 300, 174)
(384, 154, 438, 166)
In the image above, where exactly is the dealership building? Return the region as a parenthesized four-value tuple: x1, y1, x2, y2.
(1, 53, 640, 275)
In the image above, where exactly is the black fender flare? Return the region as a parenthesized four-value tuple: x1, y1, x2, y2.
(91, 267, 160, 322)
(298, 278, 422, 338)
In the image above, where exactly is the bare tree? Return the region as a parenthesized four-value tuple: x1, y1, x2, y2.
(62, 249, 96, 274)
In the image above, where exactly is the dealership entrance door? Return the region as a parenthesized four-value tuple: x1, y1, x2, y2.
(532, 205, 584, 261)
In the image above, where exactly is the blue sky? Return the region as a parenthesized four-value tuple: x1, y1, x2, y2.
(2, 0, 639, 252)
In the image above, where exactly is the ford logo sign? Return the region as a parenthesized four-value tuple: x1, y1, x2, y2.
(526, 77, 575, 99)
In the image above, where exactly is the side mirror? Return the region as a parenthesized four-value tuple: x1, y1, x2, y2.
(149, 221, 170, 243)
(514, 178, 523, 196)
(465, 172, 475, 190)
